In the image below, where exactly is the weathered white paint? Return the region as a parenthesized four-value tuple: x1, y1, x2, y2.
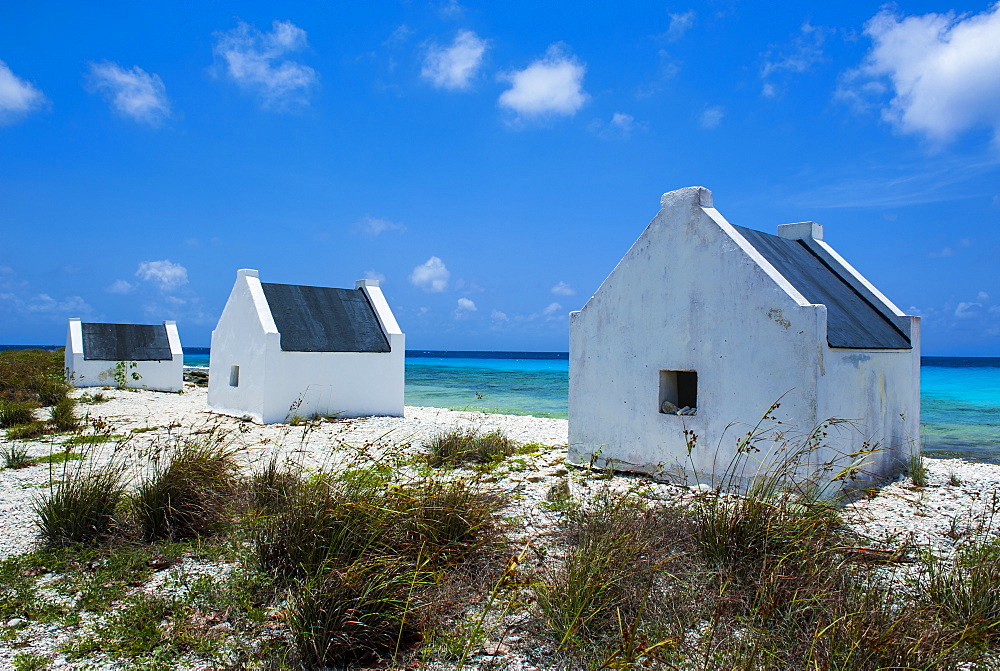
(64, 318, 184, 392)
(568, 186, 920, 491)
(207, 269, 405, 424)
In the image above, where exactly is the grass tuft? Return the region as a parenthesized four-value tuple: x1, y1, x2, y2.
(133, 439, 239, 541)
(426, 428, 517, 467)
(34, 462, 126, 546)
(0, 400, 36, 428)
(1, 443, 34, 469)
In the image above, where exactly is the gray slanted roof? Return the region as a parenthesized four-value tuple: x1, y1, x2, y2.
(82, 323, 174, 361)
(734, 226, 911, 350)
(260, 283, 390, 353)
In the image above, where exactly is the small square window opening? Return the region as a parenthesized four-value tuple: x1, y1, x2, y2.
(659, 370, 697, 415)
(229, 365, 240, 387)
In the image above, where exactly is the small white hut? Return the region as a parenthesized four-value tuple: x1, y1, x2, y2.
(569, 187, 920, 488)
(207, 269, 404, 424)
(65, 318, 184, 392)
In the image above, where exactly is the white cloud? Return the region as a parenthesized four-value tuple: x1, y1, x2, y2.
(106, 279, 136, 294)
(25, 294, 92, 315)
(543, 302, 562, 315)
(0, 60, 47, 125)
(498, 44, 588, 119)
(135, 260, 188, 291)
(665, 10, 696, 42)
(422, 30, 487, 90)
(213, 20, 318, 109)
(353, 215, 406, 237)
(700, 106, 724, 129)
(363, 269, 386, 283)
(551, 281, 576, 296)
(761, 22, 830, 97)
(845, 5, 1000, 145)
(86, 62, 171, 126)
(955, 301, 984, 318)
(409, 256, 449, 292)
(454, 297, 476, 319)
(491, 309, 508, 322)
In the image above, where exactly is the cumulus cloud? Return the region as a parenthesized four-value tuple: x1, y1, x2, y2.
(454, 297, 476, 319)
(700, 106, 724, 129)
(664, 10, 696, 42)
(551, 281, 576, 296)
(498, 44, 588, 119)
(841, 5, 1000, 145)
(363, 269, 386, 283)
(135, 260, 188, 291)
(422, 30, 488, 90)
(106, 279, 136, 294)
(491, 309, 508, 322)
(86, 62, 171, 126)
(213, 19, 318, 109)
(353, 215, 406, 237)
(543, 302, 562, 315)
(761, 22, 830, 97)
(24, 294, 92, 315)
(410, 256, 449, 292)
(0, 60, 47, 125)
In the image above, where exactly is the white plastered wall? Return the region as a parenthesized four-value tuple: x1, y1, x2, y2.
(568, 186, 918, 489)
(207, 271, 405, 424)
(64, 318, 184, 392)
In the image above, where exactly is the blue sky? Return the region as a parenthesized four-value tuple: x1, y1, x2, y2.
(1, 1, 999, 354)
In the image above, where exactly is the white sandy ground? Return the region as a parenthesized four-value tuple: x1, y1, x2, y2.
(1, 384, 999, 669)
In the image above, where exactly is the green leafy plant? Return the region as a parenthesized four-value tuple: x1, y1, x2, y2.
(114, 360, 141, 390)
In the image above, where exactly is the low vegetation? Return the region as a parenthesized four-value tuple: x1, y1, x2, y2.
(0, 348, 68, 406)
(426, 426, 517, 467)
(1, 415, 998, 669)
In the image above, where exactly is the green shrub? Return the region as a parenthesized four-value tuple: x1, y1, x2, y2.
(133, 440, 239, 541)
(426, 428, 517, 467)
(48, 397, 78, 432)
(0, 400, 36, 428)
(923, 537, 1000, 640)
(34, 463, 126, 546)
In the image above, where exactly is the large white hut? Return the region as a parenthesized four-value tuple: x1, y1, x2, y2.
(65, 318, 184, 392)
(569, 186, 920, 489)
(207, 269, 404, 424)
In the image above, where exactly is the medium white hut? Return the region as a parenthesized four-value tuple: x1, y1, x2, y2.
(207, 269, 404, 424)
(569, 187, 920, 488)
(65, 318, 184, 392)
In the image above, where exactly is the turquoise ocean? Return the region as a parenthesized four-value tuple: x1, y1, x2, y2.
(4, 346, 998, 464)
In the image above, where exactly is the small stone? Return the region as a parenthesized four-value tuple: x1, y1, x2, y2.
(482, 641, 510, 656)
(6, 618, 24, 627)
